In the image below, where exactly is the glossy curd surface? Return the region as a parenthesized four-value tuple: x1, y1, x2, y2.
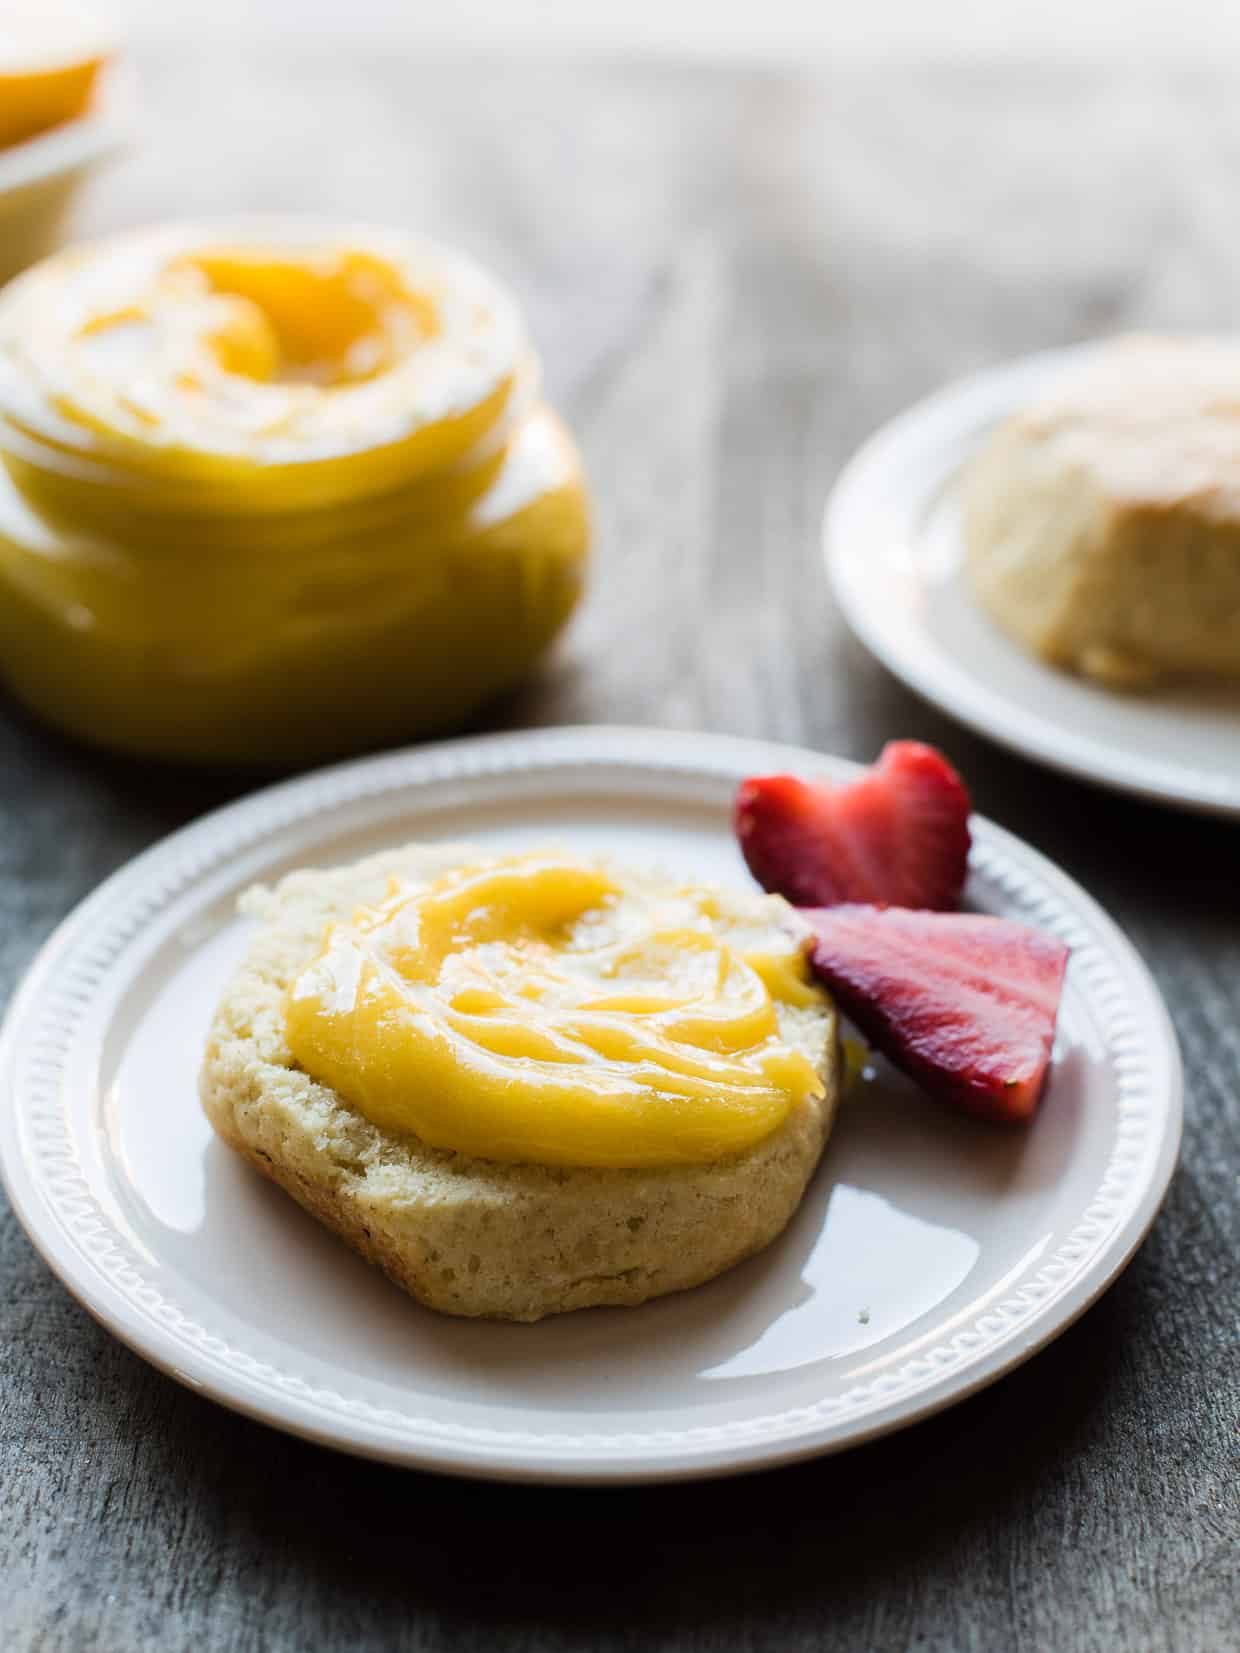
(0, 222, 589, 763)
(285, 854, 828, 1168)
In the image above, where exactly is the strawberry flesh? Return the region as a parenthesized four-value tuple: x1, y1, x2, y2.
(735, 741, 971, 911)
(800, 905, 1069, 1122)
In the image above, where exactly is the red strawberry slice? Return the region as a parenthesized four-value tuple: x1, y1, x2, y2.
(801, 905, 1069, 1122)
(734, 742, 971, 911)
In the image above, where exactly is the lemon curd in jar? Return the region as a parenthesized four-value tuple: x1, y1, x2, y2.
(0, 222, 589, 763)
(285, 853, 829, 1169)
(0, 2, 111, 151)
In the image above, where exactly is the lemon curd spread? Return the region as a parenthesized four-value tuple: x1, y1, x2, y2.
(0, 222, 589, 762)
(285, 854, 828, 1169)
(0, 3, 111, 151)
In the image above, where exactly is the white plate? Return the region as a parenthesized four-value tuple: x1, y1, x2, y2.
(0, 727, 1180, 1483)
(825, 345, 1240, 817)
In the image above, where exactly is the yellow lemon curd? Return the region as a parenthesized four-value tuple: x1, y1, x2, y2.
(285, 854, 828, 1169)
(0, 3, 111, 150)
(0, 222, 589, 763)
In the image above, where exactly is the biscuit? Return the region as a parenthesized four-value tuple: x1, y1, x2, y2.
(200, 844, 840, 1322)
(964, 335, 1240, 686)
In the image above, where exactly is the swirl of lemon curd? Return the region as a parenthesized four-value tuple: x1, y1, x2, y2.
(285, 855, 828, 1169)
(0, 221, 529, 512)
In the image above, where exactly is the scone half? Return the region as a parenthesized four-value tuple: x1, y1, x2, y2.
(962, 334, 1240, 686)
(200, 844, 840, 1323)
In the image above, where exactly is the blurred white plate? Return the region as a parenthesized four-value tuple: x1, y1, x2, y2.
(0, 727, 1180, 1483)
(825, 345, 1240, 817)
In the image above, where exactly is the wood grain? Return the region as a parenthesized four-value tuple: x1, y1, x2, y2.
(2, 48, 1237, 1653)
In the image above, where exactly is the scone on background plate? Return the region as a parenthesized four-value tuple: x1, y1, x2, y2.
(200, 844, 839, 1323)
(962, 334, 1240, 687)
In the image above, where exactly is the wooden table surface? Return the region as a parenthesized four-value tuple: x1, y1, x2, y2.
(4, 46, 1238, 1653)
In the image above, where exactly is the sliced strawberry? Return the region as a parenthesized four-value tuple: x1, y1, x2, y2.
(800, 905, 1069, 1122)
(734, 742, 971, 911)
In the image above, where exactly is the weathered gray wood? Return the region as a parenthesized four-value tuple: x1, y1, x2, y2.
(2, 48, 1237, 1653)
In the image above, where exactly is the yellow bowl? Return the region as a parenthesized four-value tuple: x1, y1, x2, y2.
(0, 63, 129, 289)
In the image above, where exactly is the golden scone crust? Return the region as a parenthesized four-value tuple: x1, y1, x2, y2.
(963, 334, 1240, 686)
(200, 843, 839, 1323)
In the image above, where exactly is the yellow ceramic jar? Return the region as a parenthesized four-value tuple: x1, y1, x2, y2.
(0, 222, 589, 764)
